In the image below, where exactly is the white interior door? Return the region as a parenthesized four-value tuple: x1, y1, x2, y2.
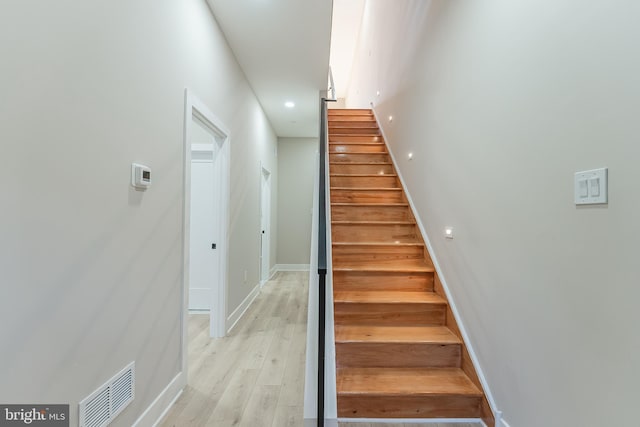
(189, 156, 215, 310)
(260, 167, 271, 284)
(189, 119, 221, 311)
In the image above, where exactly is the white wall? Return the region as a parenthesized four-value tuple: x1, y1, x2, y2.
(0, 0, 277, 425)
(346, 1, 640, 426)
(277, 138, 318, 266)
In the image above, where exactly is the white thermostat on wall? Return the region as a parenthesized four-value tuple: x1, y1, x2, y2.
(131, 163, 151, 190)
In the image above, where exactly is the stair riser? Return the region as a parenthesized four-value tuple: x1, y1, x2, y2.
(337, 395, 482, 419)
(331, 128, 381, 135)
(331, 190, 404, 203)
(329, 122, 378, 128)
(336, 343, 461, 368)
(329, 135, 383, 143)
(331, 205, 412, 221)
(328, 116, 375, 122)
(332, 223, 418, 242)
(329, 109, 372, 116)
(330, 144, 387, 153)
(332, 245, 423, 264)
(333, 271, 434, 292)
(330, 153, 390, 163)
(334, 303, 446, 326)
(330, 164, 394, 174)
(331, 176, 398, 188)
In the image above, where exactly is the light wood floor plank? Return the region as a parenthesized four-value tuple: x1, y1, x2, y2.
(160, 271, 309, 427)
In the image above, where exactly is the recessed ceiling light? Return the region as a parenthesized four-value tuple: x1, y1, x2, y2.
(285, 101, 295, 108)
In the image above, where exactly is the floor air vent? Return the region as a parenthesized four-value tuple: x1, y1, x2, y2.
(79, 362, 135, 427)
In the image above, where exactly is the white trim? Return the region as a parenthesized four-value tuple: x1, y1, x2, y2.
(225, 281, 261, 334)
(499, 416, 510, 427)
(275, 263, 310, 271)
(259, 163, 272, 285)
(182, 89, 230, 369)
(370, 103, 499, 424)
(304, 419, 338, 427)
(132, 372, 184, 427)
(259, 268, 278, 288)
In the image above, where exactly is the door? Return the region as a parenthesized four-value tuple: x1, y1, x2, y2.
(188, 119, 220, 311)
(260, 167, 271, 284)
(187, 111, 228, 338)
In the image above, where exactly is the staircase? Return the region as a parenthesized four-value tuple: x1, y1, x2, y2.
(328, 109, 494, 425)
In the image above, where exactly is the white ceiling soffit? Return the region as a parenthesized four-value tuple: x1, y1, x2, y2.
(329, 0, 365, 99)
(207, 0, 333, 138)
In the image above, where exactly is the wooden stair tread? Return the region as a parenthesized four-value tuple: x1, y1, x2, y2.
(330, 173, 396, 177)
(333, 242, 423, 247)
(329, 145, 384, 149)
(330, 188, 402, 192)
(331, 221, 415, 225)
(333, 264, 433, 272)
(330, 162, 392, 165)
(332, 202, 408, 206)
(335, 325, 460, 344)
(329, 151, 389, 156)
(334, 260, 432, 271)
(334, 290, 444, 304)
(337, 368, 482, 396)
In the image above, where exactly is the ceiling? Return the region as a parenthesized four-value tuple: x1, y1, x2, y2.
(207, 0, 333, 138)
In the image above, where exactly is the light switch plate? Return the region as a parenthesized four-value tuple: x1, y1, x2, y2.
(575, 168, 607, 205)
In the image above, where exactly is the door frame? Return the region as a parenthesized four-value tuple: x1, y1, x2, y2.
(259, 164, 272, 286)
(182, 89, 230, 376)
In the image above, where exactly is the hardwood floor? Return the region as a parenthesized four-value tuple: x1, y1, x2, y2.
(159, 270, 481, 427)
(160, 271, 308, 427)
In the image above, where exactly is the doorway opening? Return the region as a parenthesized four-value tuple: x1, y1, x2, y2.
(182, 90, 230, 371)
(260, 166, 272, 286)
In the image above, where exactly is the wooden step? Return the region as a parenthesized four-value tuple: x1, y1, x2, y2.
(331, 203, 412, 221)
(335, 325, 461, 368)
(332, 221, 420, 242)
(332, 242, 425, 266)
(330, 153, 390, 163)
(337, 367, 483, 418)
(334, 290, 445, 326)
(330, 175, 398, 188)
(329, 135, 383, 143)
(330, 163, 394, 174)
(328, 115, 376, 122)
(329, 144, 387, 153)
(328, 109, 372, 115)
(329, 121, 378, 129)
(330, 128, 381, 136)
(331, 188, 404, 203)
(333, 270, 434, 292)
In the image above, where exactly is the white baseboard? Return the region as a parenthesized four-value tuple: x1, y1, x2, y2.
(304, 418, 338, 427)
(132, 371, 184, 427)
(275, 263, 310, 271)
(226, 282, 261, 334)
